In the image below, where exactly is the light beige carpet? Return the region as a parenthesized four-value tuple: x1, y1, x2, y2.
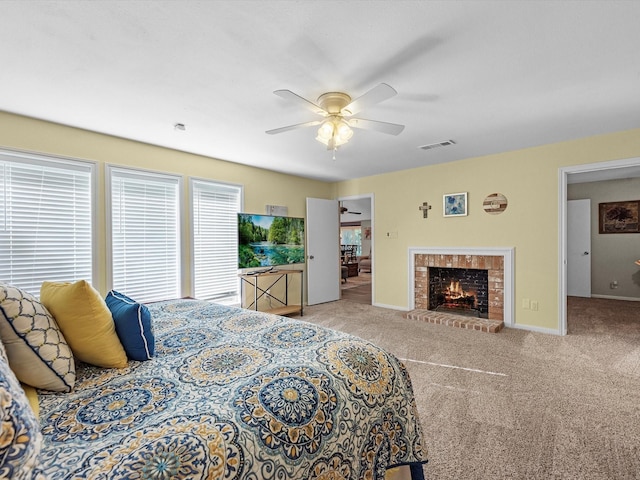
(294, 297, 640, 479)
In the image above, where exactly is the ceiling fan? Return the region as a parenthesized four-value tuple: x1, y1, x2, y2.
(266, 83, 404, 154)
(339, 203, 361, 215)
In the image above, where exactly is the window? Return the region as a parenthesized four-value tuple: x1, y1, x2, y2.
(191, 179, 242, 301)
(0, 151, 94, 297)
(340, 225, 362, 256)
(108, 166, 181, 302)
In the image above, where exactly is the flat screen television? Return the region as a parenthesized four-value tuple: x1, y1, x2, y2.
(238, 213, 305, 270)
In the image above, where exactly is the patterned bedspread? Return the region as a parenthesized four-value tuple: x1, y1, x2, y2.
(37, 299, 428, 479)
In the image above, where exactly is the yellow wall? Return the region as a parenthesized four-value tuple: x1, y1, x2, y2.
(337, 128, 640, 331)
(3, 110, 639, 332)
(0, 111, 333, 296)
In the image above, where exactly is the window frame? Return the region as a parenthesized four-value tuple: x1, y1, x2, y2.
(105, 164, 184, 301)
(189, 177, 244, 302)
(340, 224, 362, 256)
(0, 147, 97, 295)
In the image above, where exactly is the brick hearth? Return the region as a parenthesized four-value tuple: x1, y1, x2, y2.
(403, 309, 504, 333)
(405, 252, 506, 333)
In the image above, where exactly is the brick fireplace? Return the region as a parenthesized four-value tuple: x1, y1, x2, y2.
(405, 247, 514, 333)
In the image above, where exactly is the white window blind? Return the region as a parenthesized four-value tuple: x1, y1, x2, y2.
(109, 167, 181, 303)
(0, 153, 93, 297)
(191, 179, 242, 301)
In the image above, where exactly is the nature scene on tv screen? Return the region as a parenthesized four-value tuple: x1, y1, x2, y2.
(238, 214, 305, 268)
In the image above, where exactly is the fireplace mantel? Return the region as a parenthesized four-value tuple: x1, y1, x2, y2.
(408, 247, 515, 327)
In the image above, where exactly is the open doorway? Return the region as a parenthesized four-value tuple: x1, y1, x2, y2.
(339, 194, 373, 305)
(559, 156, 640, 334)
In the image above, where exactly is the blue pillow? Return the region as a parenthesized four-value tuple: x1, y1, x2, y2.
(105, 291, 154, 361)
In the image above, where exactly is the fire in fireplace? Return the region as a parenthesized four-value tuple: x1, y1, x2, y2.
(429, 267, 489, 318)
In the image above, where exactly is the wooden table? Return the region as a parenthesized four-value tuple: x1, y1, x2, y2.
(239, 269, 303, 316)
(343, 262, 359, 277)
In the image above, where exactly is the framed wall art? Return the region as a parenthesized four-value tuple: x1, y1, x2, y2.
(443, 192, 467, 217)
(598, 200, 640, 233)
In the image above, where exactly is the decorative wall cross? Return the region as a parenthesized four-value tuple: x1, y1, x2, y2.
(419, 201, 432, 218)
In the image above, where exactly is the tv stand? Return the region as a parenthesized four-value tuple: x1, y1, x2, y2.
(239, 269, 303, 316)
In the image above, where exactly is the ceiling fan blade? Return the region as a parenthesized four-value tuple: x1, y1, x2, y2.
(266, 120, 322, 135)
(273, 89, 328, 116)
(348, 118, 405, 135)
(341, 83, 397, 116)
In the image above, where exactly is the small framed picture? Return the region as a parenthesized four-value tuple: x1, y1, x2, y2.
(443, 192, 468, 217)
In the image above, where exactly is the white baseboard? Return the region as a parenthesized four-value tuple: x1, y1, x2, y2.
(373, 302, 409, 311)
(508, 323, 562, 336)
(591, 294, 640, 302)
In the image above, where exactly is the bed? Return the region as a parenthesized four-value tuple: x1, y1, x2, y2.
(1, 288, 428, 479)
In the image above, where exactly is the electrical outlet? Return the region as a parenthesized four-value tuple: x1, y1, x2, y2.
(522, 298, 530, 309)
(610, 281, 618, 289)
(531, 301, 539, 311)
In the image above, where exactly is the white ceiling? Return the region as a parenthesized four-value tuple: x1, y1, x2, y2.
(1, 1, 639, 182)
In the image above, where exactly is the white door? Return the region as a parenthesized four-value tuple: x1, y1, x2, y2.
(567, 199, 591, 297)
(306, 198, 340, 305)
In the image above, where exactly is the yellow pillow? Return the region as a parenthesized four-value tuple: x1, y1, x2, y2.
(40, 280, 128, 368)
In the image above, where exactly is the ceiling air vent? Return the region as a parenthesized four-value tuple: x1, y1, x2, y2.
(418, 140, 456, 150)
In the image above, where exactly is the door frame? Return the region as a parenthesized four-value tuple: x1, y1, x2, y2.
(558, 156, 640, 335)
(338, 193, 374, 304)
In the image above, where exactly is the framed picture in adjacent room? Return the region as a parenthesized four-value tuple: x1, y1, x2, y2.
(598, 200, 640, 233)
(443, 192, 468, 217)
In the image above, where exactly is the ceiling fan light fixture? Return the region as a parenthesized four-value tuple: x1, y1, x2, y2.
(270, 84, 403, 153)
(336, 120, 353, 141)
(316, 120, 335, 144)
(315, 117, 353, 148)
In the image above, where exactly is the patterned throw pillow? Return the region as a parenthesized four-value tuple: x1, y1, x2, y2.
(40, 280, 128, 369)
(0, 284, 75, 392)
(105, 290, 155, 361)
(0, 341, 43, 480)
